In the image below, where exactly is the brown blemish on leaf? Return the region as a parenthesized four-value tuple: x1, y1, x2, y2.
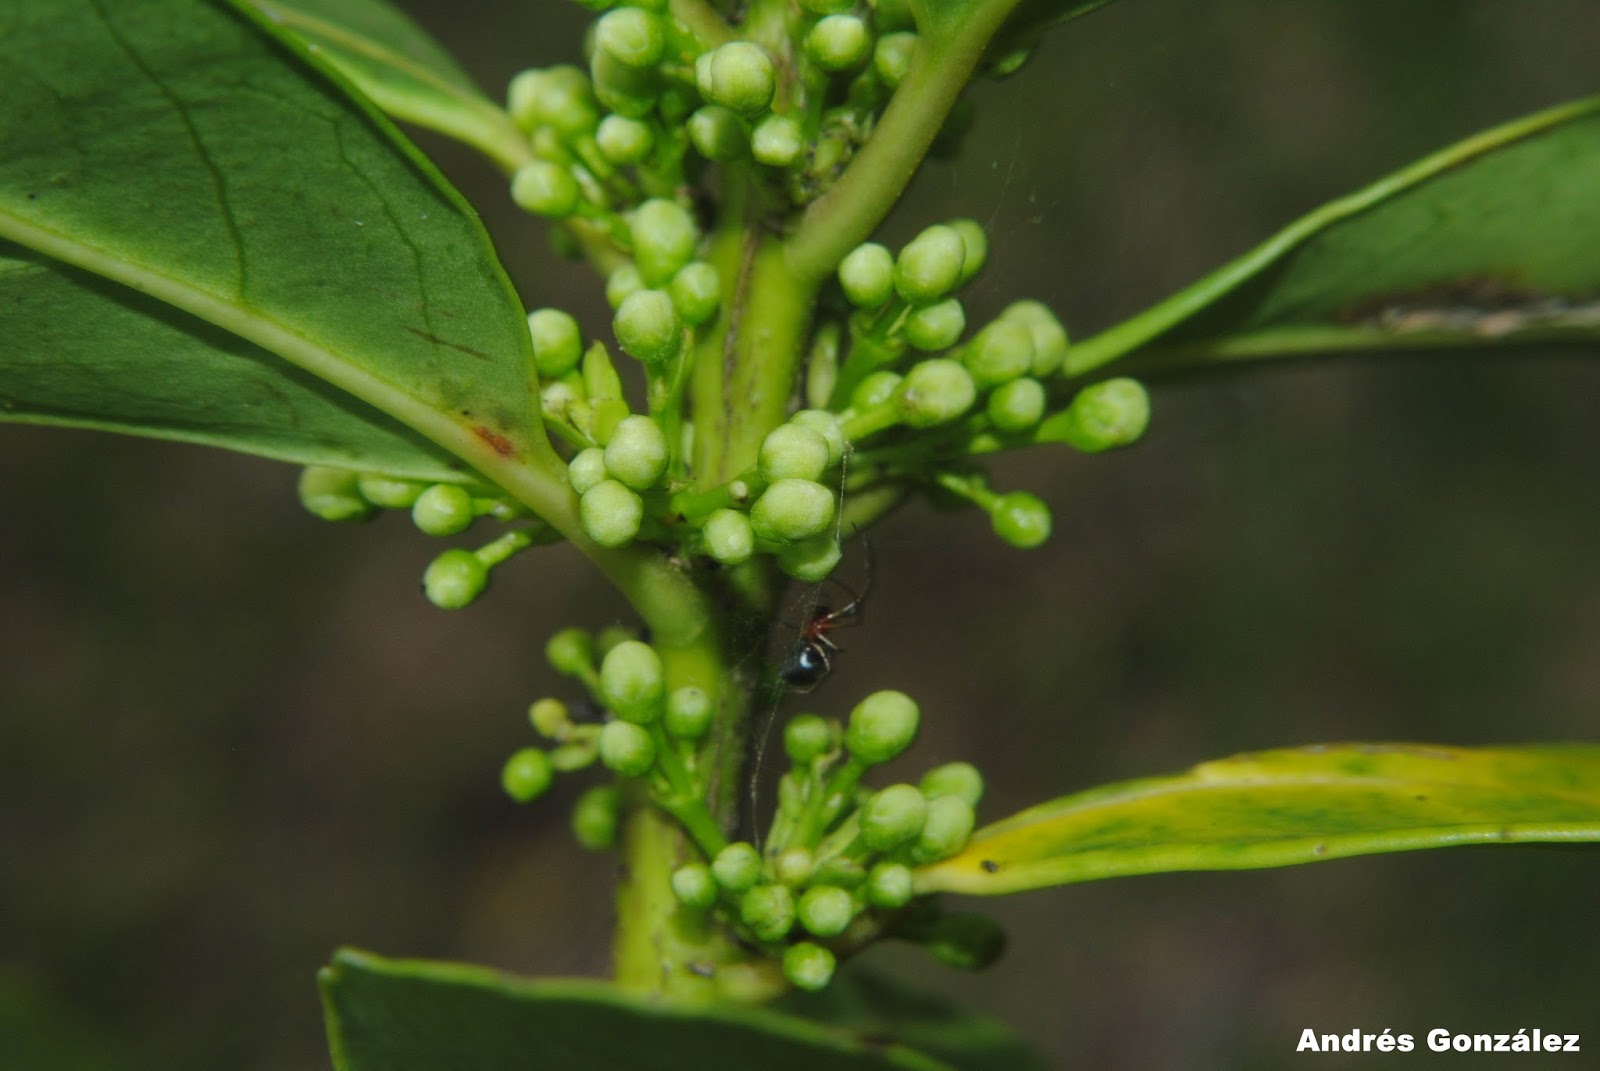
(473, 425, 515, 458)
(1339, 275, 1600, 338)
(404, 325, 493, 361)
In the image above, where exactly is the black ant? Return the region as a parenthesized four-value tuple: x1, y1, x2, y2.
(777, 541, 872, 693)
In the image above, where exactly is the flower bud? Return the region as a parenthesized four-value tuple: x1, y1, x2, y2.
(688, 105, 747, 161)
(669, 262, 721, 326)
(357, 473, 424, 508)
(777, 533, 842, 582)
(665, 686, 713, 739)
(422, 548, 487, 609)
(511, 161, 581, 218)
(893, 225, 965, 302)
(594, 7, 665, 69)
(838, 242, 895, 309)
(865, 861, 914, 908)
(545, 627, 595, 676)
(860, 783, 928, 850)
(787, 410, 846, 467)
(850, 370, 902, 410)
(784, 713, 833, 764)
(411, 483, 475, 536)
(806, 15, 871, 71)
(751, 114, 804, 167)
(740, 883, 796, 942)
(873, 32, 917, 88)
(599, 639, 666, 724)
(598, 719, 656, 776)
(712, 841, 763, 892)
(920, 761, 985, 807)
(706, 41, 776, 116)
(1043, 378, 1150, 452)
(613, 289, 682, 366)
(760, 424, 832, 483)
(913, 795, 976, 862)
(572, 784, 622, 850)
(895, 359, 975, 427)
(671, 864, 718, 909)
(604, 414, 669, 490)
(501, 747, 554, 802)
(703, 508, 755, 564)
(606, 264, 644, 310)
(904, 298, 966, 352)
(948, 219, 988, 283)
(527, 308, 584, 379)
(986, 376, 1047, 433)
(797, 885, 855, 938)
(963, 321, 1034, 388)
(630, 199, 699, 286)
(783, 942, 836, 991)
(989, 490, 1051, 548)
(580, 479, 644, 547)
(528, 696, 572, 738)
(1003, 302, 1070, 376)
(750, 478, 836, 542)
(299, 466, 373, 522)
(845, 690, 920, 765)
(567, 447, 609, 494)
(595, 114, 654, 165)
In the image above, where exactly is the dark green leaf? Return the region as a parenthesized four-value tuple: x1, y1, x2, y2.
(915, 743, 1600, 896)
(237, 0, 533, 170)
(0, 243, 468, 479)
(321, 949, 955, 1071)
(779, 966, 1047, 1071)
(0, 0, 553, 483)
(1071, 97, 1600, 376)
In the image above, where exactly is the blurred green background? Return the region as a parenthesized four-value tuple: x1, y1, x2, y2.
(4, 1, 1600, 1067)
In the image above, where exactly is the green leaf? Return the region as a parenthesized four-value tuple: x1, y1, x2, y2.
(0, 0, 561, 499)
(1070, 96, 1600, 377)
(0, 243, 468, 480)
(915, 743, 1600, 896)
(321, 949, 955, 1071)
(237, 0, 534, 171)
(778, 966, 1047, 1071)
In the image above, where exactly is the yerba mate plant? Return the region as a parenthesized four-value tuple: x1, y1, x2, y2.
(3, 0, 1600, 1067)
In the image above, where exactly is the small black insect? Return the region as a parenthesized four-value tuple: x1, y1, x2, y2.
(778, 544, 872, 693)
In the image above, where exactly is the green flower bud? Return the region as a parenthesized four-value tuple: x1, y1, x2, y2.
(501, 747, 554, 802)
(920, 761, 985, 807)
(798, 885, 855, 938)
(411, 483, 475, 536)
(545, 627, 595, 676)
(873, 32, 917, 88)
(595, 114, 654, 165)
(299, 466, 373, 522)
(774, 847, 815, 886)
(703, 508, 755, 565)
(788, 410, 847, 467)
(925, 912, 1005, 970)
(527, 65, 600, 137)
(706, 41, 775, 116)
(894, 225, 965, 302)
(549, 742, 597, 772)
(664, 686, 713, 739)
(1045, 378, 1150, 452)
(357, 473, 424, 508)
(806, 15, 871, 71)
(567, 447, 609, 494)
(750, 478, 836, 542)
(688, 105, 747, 161)
(777, 533, 842, 582)
(580, 479, 644, 548)
(913, 794, 976, 862)
(904, 298, 966, 352)
(751, 114, 804, 167)
(630, 199, 699, 287)
(760, 424, 832, 483)
(603, 415, 669, 490)
(860, 783, 928, 850)
(507, 68, 544, 128)
(606, 264, 644, 310)
(595, 624, 636, 658)
(528, 696, 572, 738)
(845, 690, 920, 765)
(527, 308, 584, 379)
(784, 713, 833, 764)
(838, 242, 895, 309)
(423, 548, 488, 609)
(712, 841, 762, 892)
(599, 639, 666, 723)
(598, 719, 656, 776)
(850, 370, 902, 410)
(1002, 301, 1070, 376)
(572, 784, 622, 850)
(669, 262, 721, 326)
(783, 942, 836, 992)
(948, 218, 988, 283)
(594, 7, 665, 68)
(989, 490, 1051, 548)
(986, 376, 1047, 432)
(895, 359, 976, 427)
(963, 321, 1034, 388)
(613, 289, 682, 366)
(511, 161, 581, 218)
(670, 863, 718, 909)
(865, 861, 914, 908)
(740, 883, 795, 942)
(813, 856, 866, 888)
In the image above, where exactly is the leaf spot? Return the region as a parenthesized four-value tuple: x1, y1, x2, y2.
(473, 425, 515, 458)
